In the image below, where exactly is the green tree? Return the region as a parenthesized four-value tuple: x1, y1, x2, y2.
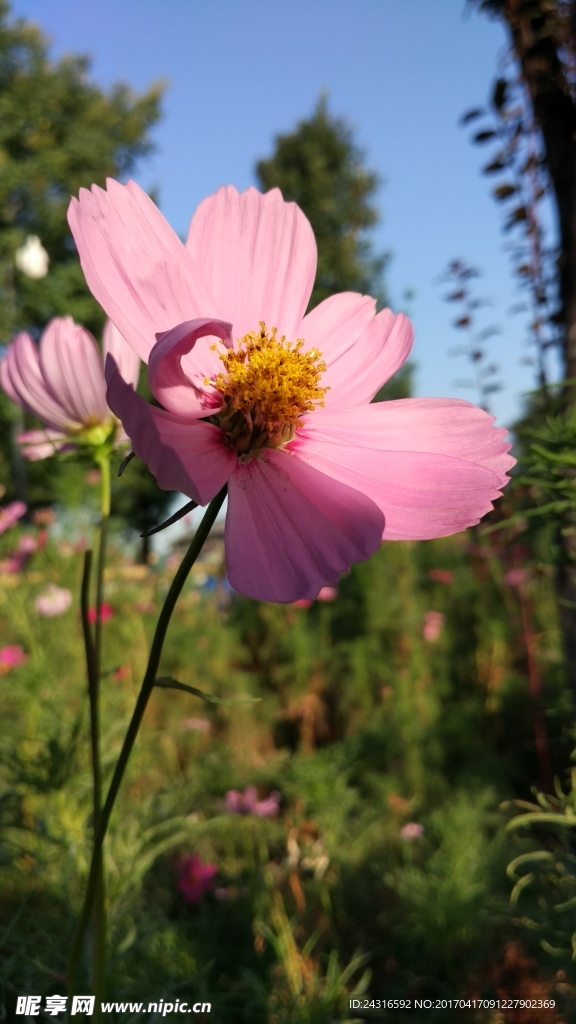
(0, 0, 175, 542)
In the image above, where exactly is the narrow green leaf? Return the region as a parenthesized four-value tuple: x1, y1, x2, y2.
(155, 676, 260, 706)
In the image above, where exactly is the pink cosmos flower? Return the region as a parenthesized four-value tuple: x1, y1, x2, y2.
(35, 584, 72, 617)
(423, 610, 445, 642)
(505, 567, 528, 588)
(87, 602, 113, 624)
(400, 822, 424, 840)
(177, 854, 217, 905)
(0, 501, 26, 534)
(317, 586, 338, 601)
(0, 645, 27, 673)
(0, 317, 140, 459)
(428, 569, 454, 585)
(225, 785, 280, 818)
(68, 181, 514, 602)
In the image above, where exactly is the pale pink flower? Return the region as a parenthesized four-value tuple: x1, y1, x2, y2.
(0, 317, 140, 459)
(505, 567, 528, 588)
(400, 822, 424, 840)
(177, 854, 217, 904)
(0, 501, 26, 534)
(68, 181, 514, 602)
(423, 610, 445, 642)
(225, 785, 280, 818)
(428, 569, 454, 585)
(35, 584, 72, 617)
(317, 586, 337, 601)
(0, 645, 27, 673)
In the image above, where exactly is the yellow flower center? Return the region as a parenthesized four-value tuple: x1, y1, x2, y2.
(209, 322, 328, 455)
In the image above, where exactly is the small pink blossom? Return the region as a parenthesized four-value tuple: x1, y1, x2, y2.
(428, 569, 454, 585)
(35, 584, 72, 617)
(32, 508, 56, 526)
(68, 181, 514, 602)
(317, 586, 337, 601)
(0, 645, 27, 673)
(400, 822, 424, 840)
(87, 603, 113, 624)
(291, 599, 313, 609)
(182, 717, 211, 733)
(177, 854, 217, 904)
(0, 501, 26, 534)
(225, 785, 280, 818)
(423, 610, 445, 642)
(85, 469, 101, 485)
(505, 568, 528, 588)
(0, 318, 140, 460)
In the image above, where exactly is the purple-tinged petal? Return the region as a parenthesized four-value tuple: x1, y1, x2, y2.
(2, 333, 72, 428)
(102, 319, 140, 390)
(39, 317, 108, 424)
(106, 356, 236, 504)
(225, 448, 383, 602)
(68, 179, 216, 363)
(148, 318, 233, 418)
(186, 186, 317, 342)
(17, 428, 68, 460)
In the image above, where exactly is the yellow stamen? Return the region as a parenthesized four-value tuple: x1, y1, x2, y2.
(209, 322, 327, 454)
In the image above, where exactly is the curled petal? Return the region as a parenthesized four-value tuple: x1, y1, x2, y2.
(102, 319, 140, 389)
(186, 186, 317, 342)
(225, 448, 384, 602)
(68, 179, 215, 362)
(39, 317, 108, 424)
(105, 356, 236, 504)
(148, 318, 233, 418)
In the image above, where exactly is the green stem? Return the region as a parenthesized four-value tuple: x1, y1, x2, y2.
(68, 485, 227, 999)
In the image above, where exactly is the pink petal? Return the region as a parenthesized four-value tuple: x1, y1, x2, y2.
(102, 319, 140, 390)
(317, 309, 413, 411)
(17, 428, 68, 460)
(186, 186, 317, 342)
(39, 317, 108, 424)
(300, 292, 377, 363)
(68, 179, 215, 363)
(148, 318, 233, 418)
(225, 448, 384, 602)
(105, 356, 236, 504)
(2, 333, 72, 429)
(292, 400, 513, 540)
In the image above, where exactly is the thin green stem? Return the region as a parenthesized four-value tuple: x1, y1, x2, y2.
(68, 485, 227, 1000)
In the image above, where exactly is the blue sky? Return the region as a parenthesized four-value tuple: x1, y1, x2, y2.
(12, 0, 558, 427)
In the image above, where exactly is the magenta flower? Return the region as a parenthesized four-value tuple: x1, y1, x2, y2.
(225, 785, 280, 818)
(35, 584, 72, 617)
(0, 317, 140, 459)
(400, 822, 424, 840)
(87, 602, 113, 624)
(68, 181, 514, 601)
(0, 501, 26, 534)
(177, 854, 217, 904)
(423, 610, 445, 642)
(0, 645, 27, 673)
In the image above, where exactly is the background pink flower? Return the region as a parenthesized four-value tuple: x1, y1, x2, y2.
(505, 568, 528, 588)
(428, 569, 454, 585)
(0, 317, 140, 459)
(400, 822, 424, 840)
(69, 181, 514, 601)
(225, 785, 280, 818)
(177, 854, 217, 904)
(87, 603, 113, 624)
(423, 610, 445, 642)
(35, 584, 72, 617)
(0, 501, 26, 534)
(0, 645, 27, 673)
